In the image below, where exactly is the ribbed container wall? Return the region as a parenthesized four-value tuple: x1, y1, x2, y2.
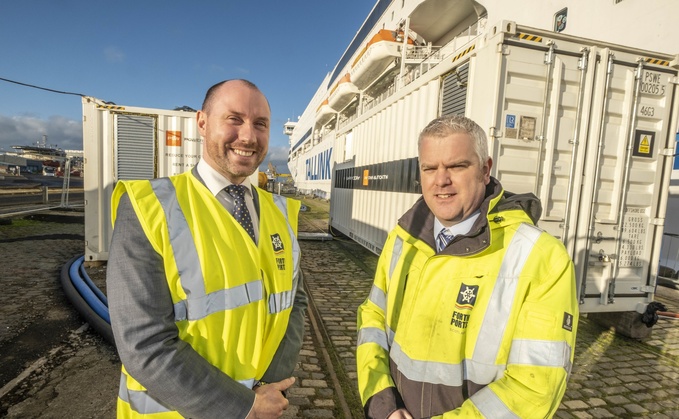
(330, 81, 439, 253)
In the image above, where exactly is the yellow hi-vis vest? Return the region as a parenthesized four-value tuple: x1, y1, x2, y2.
(357, 202, 578, 418)
(111, 171, 301, 418)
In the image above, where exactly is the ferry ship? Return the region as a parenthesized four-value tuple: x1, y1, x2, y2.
(285, 0, 679, 314)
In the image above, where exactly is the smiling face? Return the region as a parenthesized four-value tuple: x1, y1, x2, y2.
(419, 132, 492, 227)
(197, 80, 270, 184)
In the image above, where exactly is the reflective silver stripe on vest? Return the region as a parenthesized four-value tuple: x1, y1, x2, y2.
(470, 223, 541, 384)
(471, 387, 521, 419)
(272, 194, 301, 278)
(119, 372, 255, 414)
(118, 373, 171, 414)
(389, 236, 404, 279)
(386, 237, 403, 348)
(368, 284, 387, 311)
(174, 280, 264, 321)
(357, 326, 389, 351)
(509, 339, 573, 370)
(268, 288, 294, 314)
(272, 194, 301, 314)
(386, 324, 395, 347)
(152, 178, 206, 298)
(390, 340, 465, 386)
(240, 378, 256, 389)
(388, 344, 502, 387)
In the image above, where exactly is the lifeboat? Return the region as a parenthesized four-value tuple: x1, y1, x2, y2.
(328, 73, 359, 111)
(350, 29, 413, 89)
(316, 99, 335, 126)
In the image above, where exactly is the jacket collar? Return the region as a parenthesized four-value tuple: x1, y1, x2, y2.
(397, 177, 541, 255)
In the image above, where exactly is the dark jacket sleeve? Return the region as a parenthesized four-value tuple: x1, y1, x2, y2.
(107, 193, 255, 419)
(261, 269, 308, 382)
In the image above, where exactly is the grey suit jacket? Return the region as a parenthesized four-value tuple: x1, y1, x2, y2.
(107, 175, 307, 418)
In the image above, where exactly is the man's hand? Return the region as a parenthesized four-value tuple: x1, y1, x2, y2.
(246, 377, 295, 419)
(388, 408, 413, 419)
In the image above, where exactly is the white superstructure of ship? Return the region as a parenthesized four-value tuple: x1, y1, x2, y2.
(284, 0, 679, 315)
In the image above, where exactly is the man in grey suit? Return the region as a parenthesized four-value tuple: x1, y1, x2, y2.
(107, 79, 307, 419)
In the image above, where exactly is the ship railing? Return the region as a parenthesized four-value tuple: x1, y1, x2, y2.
(398, 21, 485, 89)
(362, 82, 398, 113)
(337, 111, 358, 130)
(404, 45, 441, 61)
(342, 17, 488, 125)
(365, 17, 487, 112)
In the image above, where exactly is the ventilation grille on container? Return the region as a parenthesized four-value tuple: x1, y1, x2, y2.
(441, 63, 469, 117)
(116, 114, 156, 180)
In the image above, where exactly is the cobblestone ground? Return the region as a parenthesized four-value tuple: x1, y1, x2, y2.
(560, 288, 679, 419)
(2, 201, 679, 418)
(298, 237, 376, 418)
(295, 197, 679, 419)
(301, 237, 679, 418)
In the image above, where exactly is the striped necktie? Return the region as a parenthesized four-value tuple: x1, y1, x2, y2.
(225, 184, 255, 242)
(436, 228, 454, 252)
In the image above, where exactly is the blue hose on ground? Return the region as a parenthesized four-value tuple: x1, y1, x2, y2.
(68, 255, 109, 323)
(60, 254, 115, 345)
(78, 259, 109, 306)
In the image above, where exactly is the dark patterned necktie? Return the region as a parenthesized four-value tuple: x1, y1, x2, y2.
(436, 228, 454, 252)
(225, 184, 255, 242)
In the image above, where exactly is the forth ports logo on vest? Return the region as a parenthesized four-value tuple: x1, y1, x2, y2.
(450, 284, 479, 333)
(306, 148, 332, 180)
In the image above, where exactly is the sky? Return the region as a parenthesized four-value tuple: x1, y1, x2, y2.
(0, 0, 375, 173)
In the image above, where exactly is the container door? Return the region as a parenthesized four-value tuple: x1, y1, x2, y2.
(495, 40, 678, 313)
(574, 51, 678, 313)
(494, 43, 591, 252)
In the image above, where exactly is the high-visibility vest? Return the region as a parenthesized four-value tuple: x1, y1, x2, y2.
(357, 202, 578, 418)
(111, 171, 301, 418)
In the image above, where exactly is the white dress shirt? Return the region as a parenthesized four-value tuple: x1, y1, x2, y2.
(434, 210, 481, 245)
(197, 159, 259, 241)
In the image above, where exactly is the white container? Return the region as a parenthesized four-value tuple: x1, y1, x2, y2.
(82, 97, 202, 262)
(326, 21, 679, 314)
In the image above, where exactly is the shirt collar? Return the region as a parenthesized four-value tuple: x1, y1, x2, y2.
(434, 210, 481, 241)
(196, 159, 252, 198)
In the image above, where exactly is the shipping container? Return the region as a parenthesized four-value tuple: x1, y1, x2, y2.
(322, 20, 679, 314)
(82, 97, 203, 262)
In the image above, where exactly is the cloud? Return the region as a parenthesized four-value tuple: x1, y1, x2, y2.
(104, 46, 125, 63)
(0, 115, 82, 153)
(261, 145, 290, 174)
(208, 64, 226, 73)
(0, 114, 289, 173)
